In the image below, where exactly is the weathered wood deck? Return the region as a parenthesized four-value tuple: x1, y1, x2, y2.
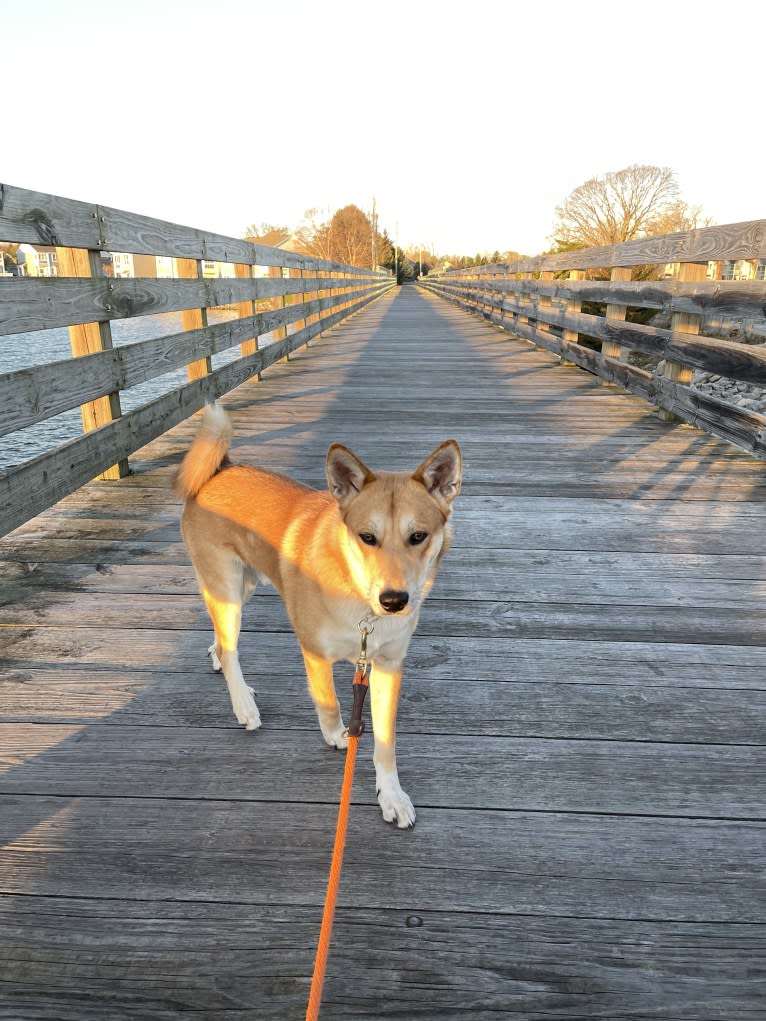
(1, 284, 765, 1019)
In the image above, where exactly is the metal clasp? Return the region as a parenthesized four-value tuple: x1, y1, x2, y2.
(356, 615, 376, 676)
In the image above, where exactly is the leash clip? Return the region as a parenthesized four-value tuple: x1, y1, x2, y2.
(356, 624, 372, 676)
(345, 622, 373, 738)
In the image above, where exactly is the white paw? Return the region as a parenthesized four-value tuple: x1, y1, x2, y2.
(377, 778, 416, 829)
(208, 643, 222, 672)
(232, 685, 261, 731)
(322, 723, 349, 750)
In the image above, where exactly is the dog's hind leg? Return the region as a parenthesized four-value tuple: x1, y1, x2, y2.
(200, 559, 261, 731)
(301, 649, 347, 749)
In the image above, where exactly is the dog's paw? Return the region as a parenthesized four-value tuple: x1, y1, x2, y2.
(377, 779, 416, 829)
(316, 705, 348, 749)
(232, 685, 262, 731)
(208, 643, 222, 673)
(322, 723, 349, 750)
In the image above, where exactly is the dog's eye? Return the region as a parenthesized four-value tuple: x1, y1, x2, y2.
(409, 531, 428, 546)
(358, 532, 378, 547)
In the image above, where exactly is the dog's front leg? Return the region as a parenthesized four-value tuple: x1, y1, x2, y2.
(369, 661, 415, 828)
(301, 649, 348, 750)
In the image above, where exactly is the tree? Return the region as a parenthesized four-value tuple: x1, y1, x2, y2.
(299, 204, 392, 269)
(551, 165, 697, 250)
(242, 221, 289, 240)
(326, 205, 373, 267)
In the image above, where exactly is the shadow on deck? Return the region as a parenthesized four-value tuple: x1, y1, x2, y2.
(1, 284, 764, 1019)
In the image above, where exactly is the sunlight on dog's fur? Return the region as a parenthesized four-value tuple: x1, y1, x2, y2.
(175, 404, 462, 827)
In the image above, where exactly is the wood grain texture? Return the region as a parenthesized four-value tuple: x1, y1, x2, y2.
(0, 285, 764, 1018)
(0, 183, 388, 274)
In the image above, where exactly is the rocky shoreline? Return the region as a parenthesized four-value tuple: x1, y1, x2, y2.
(690, 370, 766, 417)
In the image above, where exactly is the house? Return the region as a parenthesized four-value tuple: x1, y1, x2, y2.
(245, 230, 306, 278)
(17, 244, 58, 276)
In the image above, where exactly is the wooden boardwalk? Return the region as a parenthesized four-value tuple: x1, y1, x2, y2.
(1, 284, 765, 1019)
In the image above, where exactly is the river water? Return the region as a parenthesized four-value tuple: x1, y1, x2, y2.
(0, 310, 242, 472)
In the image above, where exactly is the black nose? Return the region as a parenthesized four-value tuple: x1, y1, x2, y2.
(380, 589, 409, 613)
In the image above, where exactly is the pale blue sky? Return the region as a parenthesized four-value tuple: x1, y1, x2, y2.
(3, 0, 763, 256)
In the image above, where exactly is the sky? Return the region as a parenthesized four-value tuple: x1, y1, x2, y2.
(3, 0, 763, 258)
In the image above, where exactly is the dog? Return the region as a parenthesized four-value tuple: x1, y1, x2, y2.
(175, 404, 462, 827)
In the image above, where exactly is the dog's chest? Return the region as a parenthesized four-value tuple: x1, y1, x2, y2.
(316, 613, 416, 665)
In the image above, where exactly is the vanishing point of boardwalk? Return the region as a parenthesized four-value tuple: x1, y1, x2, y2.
(1, 285, 765, 1018)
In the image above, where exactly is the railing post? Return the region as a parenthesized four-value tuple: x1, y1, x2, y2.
(537, 270, 554, 343)
(659, 261, 707, 422)
(235, 260, 260, 379)
(518, 272, 532, 335)
(560, 269, 584, 364)
(602, 266, 632, 360)
(55, 245, 129, 480)
(177, 257, 211, 382)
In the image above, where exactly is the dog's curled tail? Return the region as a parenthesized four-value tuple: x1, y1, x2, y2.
(174, 404, 233, 498)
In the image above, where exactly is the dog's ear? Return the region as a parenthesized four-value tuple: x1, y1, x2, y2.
(326, 444, 376, 509)
(413, 440, 462, 509)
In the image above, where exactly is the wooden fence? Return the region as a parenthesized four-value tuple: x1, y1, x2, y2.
(0, 184, 393, 537)
(420, 221, 766, 455)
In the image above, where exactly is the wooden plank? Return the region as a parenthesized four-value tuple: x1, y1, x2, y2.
(4, 585, 766, 647)
(0, 273, 388, 337)
(0, 183, 393, 276)
(1, 723, 763, 819)
(1, 796, 763, 922)
(3, 663, 764, 746)
(6, 546, 766, 601)
(0, 897, 761, 1020)
(443, 219, 766, 273)
(442, 275, 766, 326)
(4, 626, 766, 691)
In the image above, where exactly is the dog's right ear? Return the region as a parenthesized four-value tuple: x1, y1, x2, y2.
(326, 444, 376, 509)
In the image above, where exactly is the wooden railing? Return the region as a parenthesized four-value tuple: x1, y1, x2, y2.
(0, 184, 393, 537)
(420, 221, 766, 456)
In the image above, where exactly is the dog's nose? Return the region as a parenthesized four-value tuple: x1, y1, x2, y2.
(379, 589, 409, 614)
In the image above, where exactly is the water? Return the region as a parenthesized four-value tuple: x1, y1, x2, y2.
(0, 310, 244, 472)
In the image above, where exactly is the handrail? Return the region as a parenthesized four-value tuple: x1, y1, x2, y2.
(0, 184, 394, 537)
(421, 219, 766, 456)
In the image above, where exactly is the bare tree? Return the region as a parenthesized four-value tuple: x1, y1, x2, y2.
(298, 205, 377, 268)
(552, 165, 690, 250)
(242, 221, 289, 240)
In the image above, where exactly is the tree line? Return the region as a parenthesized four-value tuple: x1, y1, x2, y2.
(244, 165, 708, 279)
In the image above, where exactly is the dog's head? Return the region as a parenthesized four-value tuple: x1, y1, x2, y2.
(326, 440, 462, 617)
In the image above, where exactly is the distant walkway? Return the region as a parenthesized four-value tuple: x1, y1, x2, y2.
(1, 284, 764, 1018)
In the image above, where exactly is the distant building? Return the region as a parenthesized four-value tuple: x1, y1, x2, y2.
(245, 230, 306, 278)
(17, 244, 58, 276)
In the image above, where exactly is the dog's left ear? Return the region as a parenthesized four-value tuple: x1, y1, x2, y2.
(326, 444, 377, 509)
(413, 440, 462, 509)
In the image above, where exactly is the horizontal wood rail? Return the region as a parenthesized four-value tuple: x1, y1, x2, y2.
(0, 184, 393, 538)
(420, 220, 766, 455)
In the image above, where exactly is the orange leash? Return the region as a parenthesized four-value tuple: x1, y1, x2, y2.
(305, 665, 369, 1021)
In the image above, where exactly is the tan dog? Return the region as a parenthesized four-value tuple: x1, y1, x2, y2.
(175, 405, 462, 827)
